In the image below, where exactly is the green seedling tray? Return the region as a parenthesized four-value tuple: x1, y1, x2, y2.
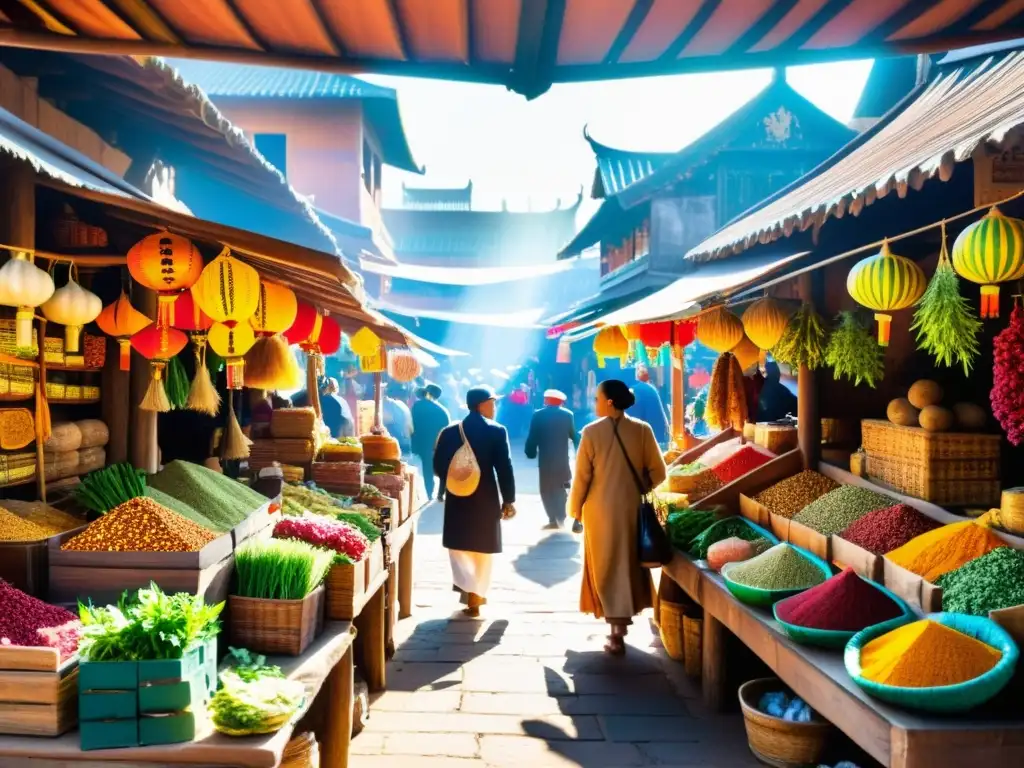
(80, 690, 138, 721)
(139, 711, 196, 746)
(79, 660, 138, 692)
(80, 718, 139, 751)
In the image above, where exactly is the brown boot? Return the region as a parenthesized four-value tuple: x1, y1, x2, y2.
(463, 592, 483, 617)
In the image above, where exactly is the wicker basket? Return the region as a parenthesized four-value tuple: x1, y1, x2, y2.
(249, 439, 316, 467)
(865, 453, 1000, 506)
(325, 561, 365, 620)
(0, 363, 35, 397)
(658, 599, 686, 661)
(311, 461, 364, 494)
(861, 419, 999, 461)
(738, 678, 832, 767)
(281, 731, 319, 768)
(683, 616, 702, 678)
(754, 423, 798, 454)
(364, 472, 406, 499)
(0, 452, 36, 487)
(270, 408, 318, 439)
(0, 319, 37, 359)
(229, 586, 325, 656)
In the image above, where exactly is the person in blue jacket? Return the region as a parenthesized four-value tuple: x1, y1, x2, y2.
(630, 366, 670, 447)
(411, 383, 451, 501)
(434, 386, 516, 616)
(525, 389, 581, 532)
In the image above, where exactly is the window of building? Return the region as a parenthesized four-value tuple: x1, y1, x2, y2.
(254, 133, 287, 177)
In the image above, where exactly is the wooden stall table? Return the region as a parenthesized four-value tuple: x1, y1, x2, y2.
(383, 509, 421, 658)
(354, 567, 390, 693)
(0, 622, 356, 768)
(662, 551, 1024, 768)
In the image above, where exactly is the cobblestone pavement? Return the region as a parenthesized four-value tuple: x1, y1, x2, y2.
(351, 453, 758, 767)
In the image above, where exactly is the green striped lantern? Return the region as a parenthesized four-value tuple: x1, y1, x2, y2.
(846, 242, 926, 346)
(951, 206, 1024, 318)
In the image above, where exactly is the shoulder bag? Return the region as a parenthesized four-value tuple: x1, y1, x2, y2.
(612, 419, 673, 568)
(446, 421, 481, 497)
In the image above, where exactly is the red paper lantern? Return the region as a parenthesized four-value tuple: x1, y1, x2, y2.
(131, 325, 187, 361)
(674, 320, 696, 348)
(283, 302, 317, 345)
(317, 316, 341, 355)
(637, 322, 672, 349)
(171, 289, 213, 332)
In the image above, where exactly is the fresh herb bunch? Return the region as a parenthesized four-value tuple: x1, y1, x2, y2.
(77, 583, 223, 662)
(233, 539, 334, 601)
(773, 302, 828, 370)
(209, 647, 304, 735)
(74, 463, 147, 515)
(166, 355, 190, 410)
(825, 311, 885, 388)
(910, 251, 982, 375)
(335, 511, 381, 542)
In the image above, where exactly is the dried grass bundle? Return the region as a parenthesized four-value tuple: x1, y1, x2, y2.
(187, 346, 221, 416)
(223, 392, 252, 460)
(140, 363, 171, 413)
(244, 335, 303, 391)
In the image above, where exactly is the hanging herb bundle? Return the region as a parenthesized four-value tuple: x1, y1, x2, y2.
(773, 302, 827, 370)
(706, 352, 747, 430)
(910, 226, 982, 375)
(166, 354, 190, 410)
(992, 303, 1024, 445)
(724, 351, 749, 430)
(825, 311, 885, 388)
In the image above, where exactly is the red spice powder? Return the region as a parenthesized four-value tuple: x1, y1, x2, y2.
(775, 568, 903, 631)
(0, 579, 80, 659)
(711, 446, 773, 484)
(838, 504, 941, 556)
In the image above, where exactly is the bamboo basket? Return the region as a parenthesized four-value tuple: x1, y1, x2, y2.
(861, 419, 999, 461)
(658, 599, 686, 661)
(865, 454, 1000, 506)
(281, 731, 319, 768)
(999, 488, 1024, 535)
(249, 439, 316, 467)
(229, 586, 325, 656)
(0, 363, 35, 398)
(311, 461, 364, 494)
(0, 408, 34, 450)
(0, 452, 36, 487)
(0, 319, 37, 359)
(738, 678, 832, 767)
(683, 616, 702, 679)
(364, 472, 406, 499)
(325, 561, 365, 620)
(270, 408, 318, 439)
(754, 423, 798, 454)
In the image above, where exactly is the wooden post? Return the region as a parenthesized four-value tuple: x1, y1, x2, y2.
(796, 273, 820, 469)
(702, 613, 727, 712)
(354, 582, 386, 692)
(399, 530, 414, 619)
(385, 558, 398, 660)
(670, 342, 686, 447)
(130, 287, 159, 472)
(372, 371, 383, 430)
(35, 319, 47, 502)
(102, 335, 130, 464)
(320, 643, 354, 768)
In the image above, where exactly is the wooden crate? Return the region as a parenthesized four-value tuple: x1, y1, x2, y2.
(0, 524, 86, 597)
(0, 649, 78, 736)
(830, 536, 883, 582)
(326, 560, 366, 620)
(882, 557, 942, 613)
(739, 494, 771, 527)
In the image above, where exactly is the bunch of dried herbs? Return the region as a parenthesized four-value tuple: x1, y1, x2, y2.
(773, 302, 828, 370)
(825, 311, 885, 387)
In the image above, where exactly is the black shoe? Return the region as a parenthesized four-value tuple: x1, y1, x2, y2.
(542, 522, 559, 530)
(572, 520, 583, 534)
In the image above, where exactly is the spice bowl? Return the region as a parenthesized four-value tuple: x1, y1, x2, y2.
(721, 545, 833, 608)
(738, 677, 833, 767)
(773, 578, 914, 649)
(844, 612, 1019, 713)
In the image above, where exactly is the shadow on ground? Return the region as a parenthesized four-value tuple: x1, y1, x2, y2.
(512, 531, 582, 588)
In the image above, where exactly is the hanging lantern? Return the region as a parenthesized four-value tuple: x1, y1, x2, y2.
(208, 321, 256, 389)
(251, 281, 298, 336)
(191, 248, 261, 326)
(0, 253, 55, 353)
(126, 232, 202, 330)
(171, 289, 214, 334)
(131, 325, 188, 412)
(243, 281, 302, 392)
(732, 334, 760, 371)
(636, 321, 672, 350)
(41, 271, 102, 353)
(742, 297, 791, 352)
(387, 349, 421, 382)
(620, 324, 643, 343)
(283, 302, 318, 345)
(96, 292, 152, 371)
(951, 206, 1024, 318)
(674, 319, 696, 348)
(593, 326, 628, 366)
(556, 337, 571, 364)
(316, 316, 342, 356)
(847, 241, 926, 345)
(696, 306, 744, 353)
(350, 326, 381, 357)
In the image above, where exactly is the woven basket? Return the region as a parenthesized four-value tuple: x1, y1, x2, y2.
(0, 319, 37, 358)
(0, 452, 36, 486)
(754, 423, 798, 454)
(0, 408, 34, 449)
(361, 434, 400, 462)
(865, 453, 1000, 506)
(319, 443, 363, 463)
(364, 472, 406, 499)
(0, 363, 35, 397)
(683, 616, 702, 678)
(738, 678, 832, 766)
(658, 599, 686, 661)
(270, 408, 318, 439)
(281, 731, 319, 768)
(326, 561, 366, 620)
(311, 461, 364, 494)
(43, 449, 80, 481)
(229, 586, 325, 656)
(249, 439, 316, 467)
(83, 385, 100, 400)
(861, 419, 999, 461)
(999, 488, 1024, 535)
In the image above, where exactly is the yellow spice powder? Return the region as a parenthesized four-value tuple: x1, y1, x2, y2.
(861, 619, 1001, 688)
(885, 520, 1005, 582)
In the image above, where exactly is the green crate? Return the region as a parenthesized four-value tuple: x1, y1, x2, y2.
(139, 670, 206, 714)
(79, 660, 138, 692)
(80, 719, 139, 751)
(80, 690, 138, 721)
(138, 646, 204, 684)
(139, 711, 196, 746)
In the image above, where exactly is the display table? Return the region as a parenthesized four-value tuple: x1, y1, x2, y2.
(382, 510, 420, 660)
(662, 551, 1024, 768)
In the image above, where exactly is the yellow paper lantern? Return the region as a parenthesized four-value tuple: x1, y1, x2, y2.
(350, 326, 381, 357)
(360, 345, 386, 374)
(847, 241, 926, 345)
(593, 326, 628, 366)
(951, 206, 1024, 318)
(0, 253, 55, 353)
(192, 248, 261, 326)
(251, 280, 298, 335)
(208, 321, 256, 389)
(696, 307, 744, 353)
(742, 297, 791, 352)
(620, 324, 643, 342)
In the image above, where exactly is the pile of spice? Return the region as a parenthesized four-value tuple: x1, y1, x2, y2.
(148, 460, 267, 531)
(776, 569, 904, 631)
(859, 619, 1001, 688)
(273, 513, 370, 562)
(753, 471, 840, 519)
(707, 536, 771, 572)
(1, 501, 84, 536)
(937, 547, 1024, 615)
(0, 578, 80, 659)
(711, 446, 773, 484)
(885, 520, 1005, 582)
(689, 515, 764, 559)
(725, 543, 826, 591)
(669, 462, 705, 476)
(0, 507, 57, 541)
(792, 486, 898, 536)
(838, 504, 941, 555)
(144, 486, 221, 532)
(62, 497, 217, 552)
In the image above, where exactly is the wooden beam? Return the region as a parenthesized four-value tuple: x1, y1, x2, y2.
(106, 0, 182, 43)
(308, 0, 346, 57)
(658, 0, 720, 61)
(771, 0, 849, 52)
(221, 0, 270, 52)
(604, 0, 654, 64)
(796, 273, 819, 469)
(510, 0, 567, 99)
(383, 0, 410, 60)
(129, 286, 158, 473)
(728, 0, 799, 54)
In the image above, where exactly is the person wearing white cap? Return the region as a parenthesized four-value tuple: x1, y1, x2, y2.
(525, 388, 580, 531)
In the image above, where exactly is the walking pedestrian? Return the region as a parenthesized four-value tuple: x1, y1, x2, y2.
(411, 383, 451, 501)
(630, 366, 670, 447)
(570, 379, 667, 655)
(434, 386, 516, 617)
(383, 382, 413, 456)
(525, 389, 580, 531)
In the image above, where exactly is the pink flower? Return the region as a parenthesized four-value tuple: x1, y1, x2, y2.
(273, 514, 369, 561)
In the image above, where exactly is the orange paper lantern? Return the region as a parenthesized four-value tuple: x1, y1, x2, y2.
(126, 232, 202, 329)
(96, 291, 152, 371)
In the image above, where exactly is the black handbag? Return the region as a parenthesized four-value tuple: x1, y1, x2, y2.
(612, 420, 673, 568)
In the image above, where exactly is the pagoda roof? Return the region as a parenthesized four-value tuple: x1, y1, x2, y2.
(402, 181, 473, 210)
(584, 129, 674, 199)
(167, 60, 422, 174)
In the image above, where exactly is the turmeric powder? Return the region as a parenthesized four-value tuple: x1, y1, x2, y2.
(884, 520, 1004, 582)
(860, 619, 1001, 687)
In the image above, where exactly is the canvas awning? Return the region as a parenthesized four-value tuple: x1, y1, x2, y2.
(360, 253, 596, 286)
(3, 2, 1023, 99)
(392, 325, 469, 359)
(688, 46, 1024, 262)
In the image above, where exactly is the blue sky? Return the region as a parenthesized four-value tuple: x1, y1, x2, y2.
(364, 59, 874, 223)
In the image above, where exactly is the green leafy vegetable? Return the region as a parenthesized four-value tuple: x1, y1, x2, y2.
(166, 354, 190, 410)
(825, 311, 885, 388)
(74, 463, 147, 515)
(233, 539, 334, 601)
(209, 646, 304, 735)
(773, 302, 827, 371)
(910, 247, 982, 375)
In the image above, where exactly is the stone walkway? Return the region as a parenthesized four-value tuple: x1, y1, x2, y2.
(351, 454, 759, 767)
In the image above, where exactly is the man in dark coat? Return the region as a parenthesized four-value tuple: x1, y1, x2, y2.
(525, 389, 580, 531)
(412, 383, 451, 501)
(434, 386, 516, 616)
(631, 366, 670, 447)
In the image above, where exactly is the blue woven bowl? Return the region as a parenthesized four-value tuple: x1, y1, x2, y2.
(721, 543, 832, 608)
(773, 577, 914, 649)
(845, 612, 1019, 713)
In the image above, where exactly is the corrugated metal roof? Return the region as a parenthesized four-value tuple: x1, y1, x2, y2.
(585, 130, 673, 199)
(688, 49, 1024, 262)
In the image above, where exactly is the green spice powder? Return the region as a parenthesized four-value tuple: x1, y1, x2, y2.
(937, 546, 1024, 616)
(726, 543, 825, 590)
(148, 460, 267, 532)
(792, 485, 897, 536)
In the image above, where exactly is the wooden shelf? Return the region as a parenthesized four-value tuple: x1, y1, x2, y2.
(0, 395, 33, 403)
(0, 477, 37, 490)
(45, 365, 102, 373)
(48, 398, 100, 405)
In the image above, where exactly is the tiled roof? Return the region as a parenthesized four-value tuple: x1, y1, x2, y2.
(584, 130, 673, 199)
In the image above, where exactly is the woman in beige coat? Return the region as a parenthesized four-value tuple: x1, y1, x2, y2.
(570, 379, 667, 655)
